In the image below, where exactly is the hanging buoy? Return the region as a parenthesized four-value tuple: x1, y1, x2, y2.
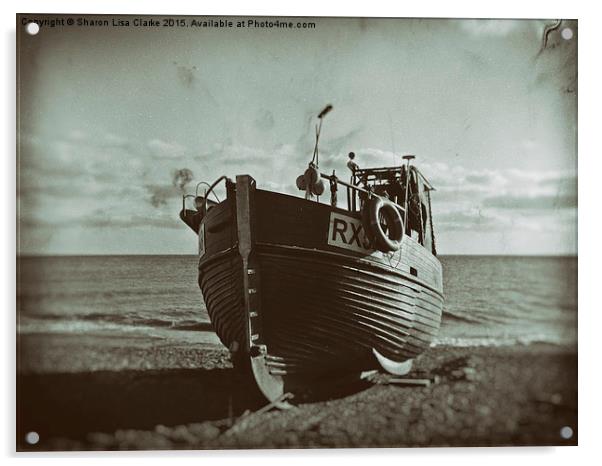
(312, 178, 325, 196)
(362, 197, 404, 252)
(296, 164, 323, 196)
(304, 165, 320, 187)
(296, 174, 307, 190)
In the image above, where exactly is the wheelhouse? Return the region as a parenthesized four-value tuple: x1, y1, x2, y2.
(347, 161, 437, 256)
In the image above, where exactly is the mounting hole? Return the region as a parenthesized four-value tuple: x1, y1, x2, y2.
(561, 28, 573, 40)
(25, 22, 40, 35)
(25, 431, 39, 445)
(560, 426, 573, 439)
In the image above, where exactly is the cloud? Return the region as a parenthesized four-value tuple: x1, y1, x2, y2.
(219, 145, 275, 166)
(19, 132, 146, 185)
(406, 161, 577, 234)
(459, 20, 520, 37)
(260, 180, 298, 196)
(147, 139, 187, 159)
(17, 128, 577, 254)
(464, 173, 499, 185)
(424, 163, 575, 198)
(320, 128, 363, 154)
(83, 210, 181, 229)
(66, 129, 88, 141)
(101, 133, 131, 149)
(18, 131, 198, 237)
(313, 152, 577, 231)
(437, 209, 501, 231)
(318, 147, 399, 171)
(538, 173, 577, 192)
(483, 192, 577, 210)
(302, 150, 576, 234)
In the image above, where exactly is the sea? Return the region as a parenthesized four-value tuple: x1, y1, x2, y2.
(17, 255, 577, 352)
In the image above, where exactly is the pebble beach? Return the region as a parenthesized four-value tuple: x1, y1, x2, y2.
(17, 334, 577, 450)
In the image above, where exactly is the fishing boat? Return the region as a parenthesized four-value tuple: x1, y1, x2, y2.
(179, 106, 444, 404)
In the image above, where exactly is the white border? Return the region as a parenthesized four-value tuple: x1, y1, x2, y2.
(4, 1, 599, 464)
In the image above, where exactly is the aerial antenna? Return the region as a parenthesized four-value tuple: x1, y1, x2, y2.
(311, 104, 333, 167)
(318, 104, 333, 119)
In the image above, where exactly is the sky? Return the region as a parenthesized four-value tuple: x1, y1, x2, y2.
(17, 16, 577, 255)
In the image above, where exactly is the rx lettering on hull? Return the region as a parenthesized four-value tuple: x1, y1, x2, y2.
(327, 212, 373, 254)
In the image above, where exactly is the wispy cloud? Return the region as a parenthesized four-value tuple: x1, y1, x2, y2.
(437, 209, 501, 232)
(483, 192, 577, 210)
(337, 154, 577, 234)
(19, 131, 198, 236)
(459, 20, 521, 37)
(18, 128, 577, 254)
(147, 139, 187, 159)
(83, 210, 181, 229)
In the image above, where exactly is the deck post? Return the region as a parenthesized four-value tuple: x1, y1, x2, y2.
(235, 175, 287, 405)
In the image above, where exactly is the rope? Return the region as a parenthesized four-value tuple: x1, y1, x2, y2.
(427, 189, 437, 256)
(310, 122, 320, 165)
(329, 172, 338, 207)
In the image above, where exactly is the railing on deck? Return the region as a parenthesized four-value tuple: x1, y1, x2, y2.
(318, 171, 404, 216)
(181, 176, 232, 213)
(182, 172, 405, 217)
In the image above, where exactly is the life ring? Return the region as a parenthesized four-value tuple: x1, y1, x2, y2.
(362, 197, 404, 252)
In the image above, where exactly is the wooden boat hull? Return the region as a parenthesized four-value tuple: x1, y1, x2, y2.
(196, 176, 444, 401)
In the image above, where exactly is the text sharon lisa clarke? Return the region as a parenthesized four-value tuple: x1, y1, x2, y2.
(20, 17, 317, 30)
